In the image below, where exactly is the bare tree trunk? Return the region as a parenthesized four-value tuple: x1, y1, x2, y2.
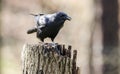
(101, 0, 119, 74)
(21, 43, 80, 74)
(0, 1, 2, 74)
(0, 0, 2, 47)
(91, 0, 103, 74)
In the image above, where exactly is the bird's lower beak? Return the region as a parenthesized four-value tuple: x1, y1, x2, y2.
(66, 16, 71, 21)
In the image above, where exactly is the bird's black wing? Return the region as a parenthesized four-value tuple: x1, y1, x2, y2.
(39, 14, 44, 16)
(30, 13, 44, 16)
(27, 27, 37, 34)
(37, 14, 55, 30)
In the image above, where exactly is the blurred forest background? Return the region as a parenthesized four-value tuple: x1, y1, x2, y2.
(0, 0, 120, 74)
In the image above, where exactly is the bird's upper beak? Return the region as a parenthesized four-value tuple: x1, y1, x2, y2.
(66, 16, 71, 21)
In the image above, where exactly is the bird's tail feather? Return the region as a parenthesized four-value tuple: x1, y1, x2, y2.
(27, 28, 37, 34)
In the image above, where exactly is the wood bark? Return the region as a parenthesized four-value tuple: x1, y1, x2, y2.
(22, 43, 80, 74)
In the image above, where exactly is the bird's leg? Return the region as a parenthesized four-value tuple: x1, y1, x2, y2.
(38, 41, 45, 51)
(39, 41, 49, 55)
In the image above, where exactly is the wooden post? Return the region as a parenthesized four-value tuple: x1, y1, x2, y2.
(21, 43, 80, 74)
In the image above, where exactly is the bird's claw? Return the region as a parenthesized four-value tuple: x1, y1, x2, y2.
(41, 43, 60, 55)
(51, 43, 60, 55)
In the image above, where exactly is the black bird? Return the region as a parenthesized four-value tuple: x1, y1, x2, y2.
(27, 12, 71, 42)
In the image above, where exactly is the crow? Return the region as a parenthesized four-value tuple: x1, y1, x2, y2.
(27, 12, 71, 42)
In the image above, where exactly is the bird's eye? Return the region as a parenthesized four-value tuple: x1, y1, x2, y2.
(60, 14, 64, 17)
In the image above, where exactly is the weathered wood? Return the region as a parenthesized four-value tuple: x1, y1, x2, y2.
(21, 43, 80, 74)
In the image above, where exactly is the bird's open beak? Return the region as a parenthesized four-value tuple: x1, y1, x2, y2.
(66, 16, 71, 21)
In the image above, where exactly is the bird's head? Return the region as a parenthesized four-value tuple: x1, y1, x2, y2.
(56, 12, 71, 21)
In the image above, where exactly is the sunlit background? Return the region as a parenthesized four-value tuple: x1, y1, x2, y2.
(0, 0, 120, 74)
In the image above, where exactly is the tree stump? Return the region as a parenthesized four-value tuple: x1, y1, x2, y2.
(21, 43, 80, 74)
